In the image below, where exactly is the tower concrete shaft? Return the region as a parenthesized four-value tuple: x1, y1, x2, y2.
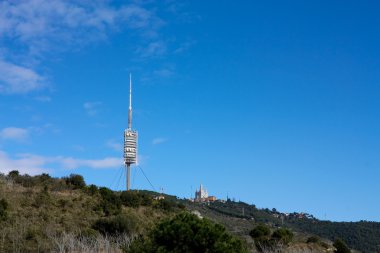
(127, 164, 131, 191)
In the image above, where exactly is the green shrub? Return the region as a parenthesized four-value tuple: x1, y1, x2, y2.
(120, 191, 153, 208)
(64, 174, 86, 189)
(333, 238, 351, 253)
(85, 184, 99, 195)
(272, 227, 293, 244)
(120, 191, 141, 207)
(250, 223, 271, 238)
(129, 212, 247, 253)
(0, 198, 8, 220)
(93, 214, 138, 236)
(98, 187, 121, 215)
(154, 198, 176, 212)
(8, 170, 19, 179)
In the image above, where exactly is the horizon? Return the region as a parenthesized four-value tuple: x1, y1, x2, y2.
(1, 1, 379, 222)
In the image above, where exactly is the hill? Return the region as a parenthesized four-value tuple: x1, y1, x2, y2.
(187, 200, 380, 252)
(0, 171, 378, 252)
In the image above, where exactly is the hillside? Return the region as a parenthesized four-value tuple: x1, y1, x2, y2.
(187, 200, 380, 253)
(0, 171, 378, 252)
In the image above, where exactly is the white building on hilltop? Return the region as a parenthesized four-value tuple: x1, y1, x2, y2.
(195, 184, 208, 201)
(194, 184, 216, 202)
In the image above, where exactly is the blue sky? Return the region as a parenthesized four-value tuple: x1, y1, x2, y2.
(0, 1, 379, 222)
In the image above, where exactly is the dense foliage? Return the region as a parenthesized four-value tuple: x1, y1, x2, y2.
(333, 239, 351, 253)
(93, 214, 139, 236)
(287, 218, 380, 252)
(0, 198, 8, 220)
(249, 223, 293, 252)
(202, 200, 379, 253)
(129, 212, 247, 253)
(63, 174, 86, 189)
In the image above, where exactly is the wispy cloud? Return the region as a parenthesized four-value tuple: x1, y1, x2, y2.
(106, 139, 122, 152)
(84, 101, 102, 116)
(173, 40, 197, 54)
(0, 150, 123, 175)
(0, 1, 160, 50)
(0, 0, 164, 94)
(152, 137, 167, 145)
(0, 60, 45, 94)
(0, 151, 48, 175)
(34, 96, 52, 102)
(0, 127, 29, 142)
(153, 68, 174, 78)
(136, 40, 167, 58)
(57, 156, 122, 170)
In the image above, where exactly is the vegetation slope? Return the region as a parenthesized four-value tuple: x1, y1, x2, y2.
(0, 171, 378, 252)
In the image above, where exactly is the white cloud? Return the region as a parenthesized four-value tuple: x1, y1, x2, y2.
(136, 40, 166, 57)
(0, 0, 164, 94)
(152, 137, 167, 145)
(0, 60, 45, 94)
(0, 0, 161, 51)
(57, 156, 122, 170)
(84, 101, 102, 116)
(0, 151, 48, 175)
(0, 127, 29, 142)
(0, 150, 122, 175)
(106, 139, 122, 152)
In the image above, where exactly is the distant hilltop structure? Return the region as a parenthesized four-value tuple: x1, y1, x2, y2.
(194, 184, 216, 202)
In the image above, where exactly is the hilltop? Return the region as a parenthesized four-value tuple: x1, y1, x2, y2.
(0, 171, 379, 252)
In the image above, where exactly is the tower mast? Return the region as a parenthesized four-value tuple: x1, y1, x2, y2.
(124, 73, 138, 191)
(127, 74, 132, 191)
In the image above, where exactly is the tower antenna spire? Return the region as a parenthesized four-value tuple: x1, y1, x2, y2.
(128, 73, 132, 130)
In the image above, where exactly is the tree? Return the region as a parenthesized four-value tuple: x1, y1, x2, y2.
(8, 170, 19, 178)
(64, 174, 86, 189)
(129, 212, 247, 253)
(249, 223, 271, 239)
(272, 228, 293, 244)
(249, 223, 272, 252)
(98, 187, 121, 215)
(93, 214, 138, 236)
(333, 239, 351, 253)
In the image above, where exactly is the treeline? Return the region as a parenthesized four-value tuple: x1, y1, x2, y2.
(287, 219, 380, 253)
(201, 198, 379, 253)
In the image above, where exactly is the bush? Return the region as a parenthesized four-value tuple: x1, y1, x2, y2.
(250, 223, 271, 238)
(333, 238, 351, 253)
(0, 198, 8, 220)
(120, 191, 153, 208)
(154, 199, 176, 212)
(250, 224, 293, 251)
(64, 174, 86, 189)
(8, 170, 19, 179)
(120, 191, 141, 208)
(93, 214, 138, 236)
(272, 227, 293, 244)
(129, 212, 247, 253)
(98, 187, 121, 215)
(85, 184, 99, 195)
